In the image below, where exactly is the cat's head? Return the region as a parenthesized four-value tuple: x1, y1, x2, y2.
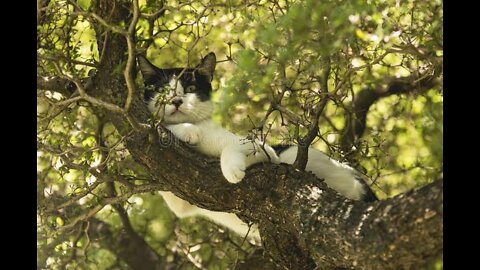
(138, 53, 216, 124)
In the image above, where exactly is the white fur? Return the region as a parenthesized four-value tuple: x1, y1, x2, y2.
(160, 191, 261, 241)
(277, 146, 367, 200)
(166, 123, 201, 144)
(169, 76, 184, 95)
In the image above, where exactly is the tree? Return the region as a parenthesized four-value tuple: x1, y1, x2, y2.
(37, 0, 443, 269)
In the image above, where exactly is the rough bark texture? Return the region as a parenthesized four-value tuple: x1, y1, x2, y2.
(40, 1, 443, 269)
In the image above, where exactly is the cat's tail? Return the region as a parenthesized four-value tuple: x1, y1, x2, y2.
(271, 144, 378, 202)
(353, 173, 378, 202)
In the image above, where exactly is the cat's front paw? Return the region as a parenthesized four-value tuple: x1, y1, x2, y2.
(221, 158, 246, 183)
(167, 124, 201, 145)
(183, 128, 201, 145)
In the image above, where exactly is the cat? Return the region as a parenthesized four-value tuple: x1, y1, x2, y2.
(138, 52, 279, 184)
(138, 52, 377, 242)
(138, 52, 278, 241)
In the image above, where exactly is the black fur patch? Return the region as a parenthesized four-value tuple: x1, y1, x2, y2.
(142, 68, 212, 102)
(271, 144, 294, 155)
(138, 54, 215, 103)
(354, 174, 378, 202)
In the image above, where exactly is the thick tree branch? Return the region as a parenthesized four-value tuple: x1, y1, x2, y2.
(339, 73, 442, 153)
(295, 179, 442, 269)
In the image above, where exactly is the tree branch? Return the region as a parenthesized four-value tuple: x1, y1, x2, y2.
(339, 73, 442, 153)
(123, 0, 140, 112)
(296, 179, 442, 269)
(293, 57, 331, 171)
(88, 218, 169, 270)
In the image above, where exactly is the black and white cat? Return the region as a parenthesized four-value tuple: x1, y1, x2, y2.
(138, 53, 279, 184)
(138, 52, 278, 241)
(138, 52, 377, 241)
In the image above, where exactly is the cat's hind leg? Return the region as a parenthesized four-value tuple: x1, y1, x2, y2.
(159, 191, 203, 218)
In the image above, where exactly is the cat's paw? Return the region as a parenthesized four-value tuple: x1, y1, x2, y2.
(168, 124, 201, 145)
(183, 128, 201, 145)
(221, 158, 246, 183)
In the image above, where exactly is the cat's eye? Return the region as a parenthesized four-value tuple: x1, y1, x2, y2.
(185, 85, 196, 93)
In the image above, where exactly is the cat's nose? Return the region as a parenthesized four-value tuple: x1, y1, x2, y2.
(171, 98, 183, 108)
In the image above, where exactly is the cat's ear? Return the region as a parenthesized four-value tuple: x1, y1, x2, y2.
(137, 55, 160, 83)
(197, 52, 216, 81)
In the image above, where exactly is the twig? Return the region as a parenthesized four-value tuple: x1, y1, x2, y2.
(124, 0, 140, 113)
(293, 57, 331, 170)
